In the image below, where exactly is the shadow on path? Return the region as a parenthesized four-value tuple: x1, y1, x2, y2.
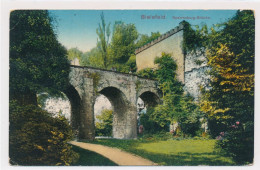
(69, 141, 157, 166)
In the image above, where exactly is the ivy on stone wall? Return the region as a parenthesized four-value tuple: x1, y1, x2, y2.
(135, 80, 142, 92)
(182, 21, 208, 57)
(88, 72, 101, 94)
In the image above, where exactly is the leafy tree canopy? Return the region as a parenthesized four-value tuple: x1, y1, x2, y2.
(96, 12, 111, 69)
(80, 47, 104, 68)
(135, 32, 161, 49)
(67, 48, 83, 62)
(200, 10, 254, 128)
(198, 10, 254, 164)
(80, 13, 161, 74)
(10, 10, 70, 105)
(109, 21, 138, 70)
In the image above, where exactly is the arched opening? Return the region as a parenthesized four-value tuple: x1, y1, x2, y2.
(139, 91, 160, 108)
(137, 91, 160, 135)
(38, 85, 81, 137)
(136, 97, 145, 135)
(98, 86, 130, 139)
(64, 85, 81, 133)
(41, 92, 71, 121)
(94, 94, 112, 138)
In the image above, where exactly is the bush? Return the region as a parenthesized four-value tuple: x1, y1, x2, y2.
(215, 121, 254, 164)
(9, 100, 79, 165)
(179, 115, 201, 137)
(95, 109, 113, 136)
(137, 68, 157, 79)
(207, 118, 227, 138)
(139, 108, 168, 134)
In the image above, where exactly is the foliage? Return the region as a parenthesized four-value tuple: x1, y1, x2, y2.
(82, 17, 138, 73)
(154, 53, 183, 95)
(67, 48, 83, 61)
(9, 100, 79, 165)
(139, 108, 167, 134)
(137, 68, 157, 79)
(109, 21, 138, 72)
(199, 10, 254, 164)
(10, 10, 70, 105)
(137, 53, 203, 136)
(135, 32, 161, 49)
(86, 139, 235, 165)
(80, 47, 104, 68)
(95, 109, 113, 136)
(96, 12, 111, 68)
(215, 121, 254, 164)
(37, 92, 51, 108)
(143, 53, 202, 136)
(182, 20, 208, 56)
(88, 72, 101, 94)
(125, 54, 137, 72)
(81, 15, 160, 73)
(177, 95, 203, 137)
(67, 48, 84, 64)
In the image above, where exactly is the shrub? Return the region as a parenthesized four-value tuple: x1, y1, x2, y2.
(139, 108, 168, 134)
(216, 121, 254, 164)
(9, 100, 79, 165)
(137, 68, 157, 79)
(95, 109, 113, 136)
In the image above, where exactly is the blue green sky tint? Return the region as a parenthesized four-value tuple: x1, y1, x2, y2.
(49, 10, 237, 52)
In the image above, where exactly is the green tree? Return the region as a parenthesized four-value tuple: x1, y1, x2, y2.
(109, 21, 138, 72)
(10, 10, 70, 105)
(140, 108, 167, 134)
(96, 12, 111, 68)
(87, 18, 140, 72)
(135, 32, 161, 49)
(125, 54, 137, 72)
(182, 20, 208, 56)
(150, 53, 184, 128)
(9, 10, 78, 166)
(67, 48, 83, 64)
(199, 10, 254, 164)
(81, 46, 106, 68)
(95, 109, 113, 136)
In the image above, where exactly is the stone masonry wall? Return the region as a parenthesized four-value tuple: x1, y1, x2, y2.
(69, 66, 160, 140)
(184, 53, 210, 100)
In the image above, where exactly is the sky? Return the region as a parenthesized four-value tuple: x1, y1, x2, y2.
(49, 10, 237, 53)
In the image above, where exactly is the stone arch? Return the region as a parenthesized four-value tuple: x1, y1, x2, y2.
(97, 82, 130, 101)
(138, 91, 160, 109)
(63, 85, 81, 135)
(98, 86, 135, 139)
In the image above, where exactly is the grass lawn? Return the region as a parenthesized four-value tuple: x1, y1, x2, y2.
(71, 145, 118, 166)
(82, 138, 235, 166)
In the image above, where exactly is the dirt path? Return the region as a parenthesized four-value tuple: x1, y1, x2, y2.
(69, 141, 158, 166)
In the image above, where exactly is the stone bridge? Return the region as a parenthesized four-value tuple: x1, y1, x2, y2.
(64, 65, 161, 140)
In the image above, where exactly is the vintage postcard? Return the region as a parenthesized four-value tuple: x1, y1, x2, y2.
(1, 0, 259, 169)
